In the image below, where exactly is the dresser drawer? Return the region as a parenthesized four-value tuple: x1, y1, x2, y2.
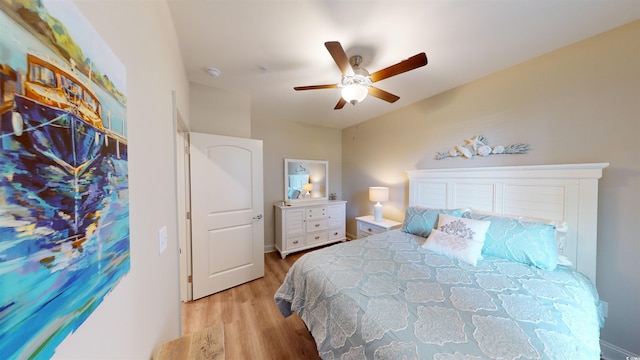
(307, 230, 328, 245)
(286, 235, 305, 249)
(358, 221, 385, 236)
(307, 219, 327, 232)
(306, 207, 327, 219)
(328, 228, 345, 241)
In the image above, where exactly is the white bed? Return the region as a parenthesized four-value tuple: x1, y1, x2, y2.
(275, 163, 609, 359)
(407, 162, 608, 284)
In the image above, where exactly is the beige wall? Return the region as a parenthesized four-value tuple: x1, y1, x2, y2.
(342, 20, 639, 355)
(253, 117, 342, 251)
(53, 1, 189, 358)
(189, 82, 251, 137)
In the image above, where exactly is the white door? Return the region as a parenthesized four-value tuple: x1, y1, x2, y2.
(189, 132, 264, 300)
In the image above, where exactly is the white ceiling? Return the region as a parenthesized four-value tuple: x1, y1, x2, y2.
(167, 0, 639, 129)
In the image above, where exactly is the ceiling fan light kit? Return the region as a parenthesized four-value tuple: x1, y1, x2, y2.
(341, 84, 369, 105)
(294, 41, 428, 110)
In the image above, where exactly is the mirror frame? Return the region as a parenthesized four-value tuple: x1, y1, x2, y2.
(284, 158, 329, 202)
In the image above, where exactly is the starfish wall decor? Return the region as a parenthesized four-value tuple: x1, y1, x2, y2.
(435, 135, 530, 160)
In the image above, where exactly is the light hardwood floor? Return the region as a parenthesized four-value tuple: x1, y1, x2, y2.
(182, 250, 321, 359)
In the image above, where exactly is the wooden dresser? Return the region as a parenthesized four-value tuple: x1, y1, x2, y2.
(274, 200, 347, 258)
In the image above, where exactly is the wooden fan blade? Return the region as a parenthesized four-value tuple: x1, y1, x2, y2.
(325, 41, 354, 76)
(368, 86, 400, 103)
(294, 84, 338, 91)
(334, 97, 347, 110)
(369, 53, 428, 83)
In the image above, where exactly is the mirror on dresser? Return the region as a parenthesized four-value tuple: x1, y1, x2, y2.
(284, 158, 328, 202)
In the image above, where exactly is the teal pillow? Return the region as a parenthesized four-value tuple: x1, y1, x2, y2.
(466, 212, 558, 271)
(401, 207, 467, 238)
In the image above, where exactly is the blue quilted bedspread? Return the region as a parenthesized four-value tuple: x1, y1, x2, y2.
(274, 230, 603, 359)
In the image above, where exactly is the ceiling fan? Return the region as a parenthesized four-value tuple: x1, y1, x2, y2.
(294, 41, 428, 110)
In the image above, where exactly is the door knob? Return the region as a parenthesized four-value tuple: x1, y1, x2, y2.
(253, 214, 263, 220)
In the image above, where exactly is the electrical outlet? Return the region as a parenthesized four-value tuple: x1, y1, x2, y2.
(158, 226, 168, 255)
(601, 300, 608, 318)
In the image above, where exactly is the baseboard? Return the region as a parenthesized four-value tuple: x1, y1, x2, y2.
(601, 340, 639, 360)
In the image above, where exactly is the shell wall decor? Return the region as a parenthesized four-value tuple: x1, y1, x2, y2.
(435, 135, 530, 160)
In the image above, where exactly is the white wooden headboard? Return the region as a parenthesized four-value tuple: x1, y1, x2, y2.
(407, 163, 609, 283)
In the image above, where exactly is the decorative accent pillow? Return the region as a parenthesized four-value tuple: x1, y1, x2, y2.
(436, 214, 492, 243)
(422, 215, 491, 266)
(401, 207, 468, 238)
(465, 210, 559, 271)
(422, 230, 485, 266)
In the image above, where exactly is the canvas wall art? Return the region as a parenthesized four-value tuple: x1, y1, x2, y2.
(0, 0, 129, 358)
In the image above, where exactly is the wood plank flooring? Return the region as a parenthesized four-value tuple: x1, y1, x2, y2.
(181, 251, 321, 360)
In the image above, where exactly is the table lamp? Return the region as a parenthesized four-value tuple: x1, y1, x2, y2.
(302, 183, 313, 198)
(369, 187, 389, 222)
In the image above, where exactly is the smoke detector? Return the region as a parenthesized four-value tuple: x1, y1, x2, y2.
(207, 67, 221, 77)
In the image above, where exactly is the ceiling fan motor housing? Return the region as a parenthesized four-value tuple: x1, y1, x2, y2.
(342, 55, 371, 89)
(341, 73, 371, 87)
(341, 60, 371, 105)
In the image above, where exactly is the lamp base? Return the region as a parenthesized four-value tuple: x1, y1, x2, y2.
(373, 202, 383, 222)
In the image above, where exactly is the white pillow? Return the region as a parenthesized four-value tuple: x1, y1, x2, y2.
(437, 214, 491, 243)
(421, 214, 491, 266)
(423, 229, 486, 266)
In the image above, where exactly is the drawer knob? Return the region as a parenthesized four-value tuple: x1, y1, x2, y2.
(368, 228, 372, 232)
(315, 223, 320, 227)
(315, 235, 320, 240)
(333, 232, 338, 236)
(293, 240, 299, 244)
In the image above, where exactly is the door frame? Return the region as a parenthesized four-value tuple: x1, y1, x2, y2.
(173, 99, 192, 302)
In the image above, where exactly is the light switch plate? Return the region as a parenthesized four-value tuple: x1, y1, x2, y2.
(158, 226, 168, 255)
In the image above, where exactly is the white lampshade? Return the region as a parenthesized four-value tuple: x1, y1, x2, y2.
(369, 187, 389, 202)
(369, 187, 389, 222)
(302, 183, 313, 198)
(341, 84, 368, 105)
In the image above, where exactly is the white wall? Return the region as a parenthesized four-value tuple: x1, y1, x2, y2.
(53, 1, 189, 358)
(342, 20, 639, 356)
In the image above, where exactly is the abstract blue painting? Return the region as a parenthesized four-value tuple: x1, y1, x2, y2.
(0, 0, 129, 358)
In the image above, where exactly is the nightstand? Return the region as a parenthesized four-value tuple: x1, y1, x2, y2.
(355, 215, 402, 238)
